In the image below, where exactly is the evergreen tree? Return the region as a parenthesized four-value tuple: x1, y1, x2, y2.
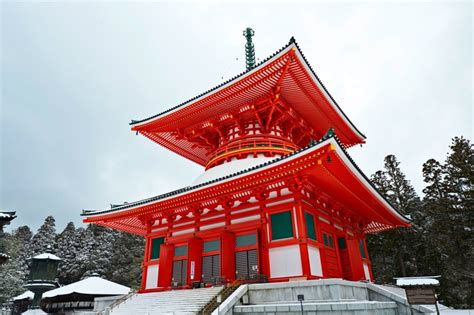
(110, 232, 144, 288)
(56, 222, 83, 284)
(30, 216, 57, 256)
(82, 225, 118, 279)
(0, 226, 33, 303)
(422, 137, 473, 308)
(367, 155, 423, 282)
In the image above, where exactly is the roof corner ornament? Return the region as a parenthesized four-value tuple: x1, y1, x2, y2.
(243, 27, 256, 71)
(322, 127, 336, 141)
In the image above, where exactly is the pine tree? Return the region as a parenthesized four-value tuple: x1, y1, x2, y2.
(367, 155, 423, 282)
(110, 232, 144, 288)
(82, 225, 118, 279)
(0, 226, 33, 303)
(56, 222, 83, 284)
(422, 137, 473, 308)
(30, 216, 57, 256)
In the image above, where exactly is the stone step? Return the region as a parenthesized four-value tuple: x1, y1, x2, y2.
(109, 287, 223, 315)
(234, 300, 398, 315)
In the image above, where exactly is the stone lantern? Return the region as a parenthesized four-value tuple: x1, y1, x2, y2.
(24, 248, 61, 308)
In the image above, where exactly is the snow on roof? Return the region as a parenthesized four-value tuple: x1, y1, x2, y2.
(42, 276, 130, 299)
(12, 290, 34, 301)
(0, 211, 16, 219)
(21, 309, 46, 315)
(32, 253, 61, 261)
(192, 155, 279, 186)
(396, 277, 440, 286)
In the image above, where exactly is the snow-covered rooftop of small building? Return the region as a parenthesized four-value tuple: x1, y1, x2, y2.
(192, 155, 279, 185)
(21, 309, 46, 315)
(42, 275, 130, 299)
(0, 211, 16, 219)
(396, 277, 440, 286)
(13, 290, 34, 301)
(32, 253, 61, 260)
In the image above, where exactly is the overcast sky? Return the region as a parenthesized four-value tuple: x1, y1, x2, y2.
(1, 1, 472, 233)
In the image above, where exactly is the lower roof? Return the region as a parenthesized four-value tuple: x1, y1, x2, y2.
(82, 135, 410, 235)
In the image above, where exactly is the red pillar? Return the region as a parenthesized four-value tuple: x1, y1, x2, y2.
(294, 195, 311, 278)
(140, 237, 151, 291)
(221, 231, 235, 283)
(157, 243, 174, 287)
(346, 238, 365, 281)
(258, 199, 270, 278)
(187, 237, 203, 284)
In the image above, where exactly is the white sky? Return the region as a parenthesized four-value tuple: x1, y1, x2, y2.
(1, 1, 472, 232)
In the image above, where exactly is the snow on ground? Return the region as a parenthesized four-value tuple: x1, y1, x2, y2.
(192, 156, 279, 185)
(42, 275, 130, 299)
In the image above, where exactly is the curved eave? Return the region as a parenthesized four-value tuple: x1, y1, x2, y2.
(130, 38, 365, 142)
(82, 137, 409, 232)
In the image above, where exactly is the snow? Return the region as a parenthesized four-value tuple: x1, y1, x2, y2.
(12, 290, 34, 301)
(42, 275, 130, 299)
(21, 309, 46, 315)
(32, 253, 61, 260)
(396, 277, 440, 286)
(192, 156, 279, 185)
(0, 212, 15, 219)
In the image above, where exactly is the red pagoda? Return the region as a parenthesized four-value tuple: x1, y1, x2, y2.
(82, 29, 410, 292)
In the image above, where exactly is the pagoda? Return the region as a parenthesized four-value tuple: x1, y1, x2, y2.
(82, 29, 410, 292)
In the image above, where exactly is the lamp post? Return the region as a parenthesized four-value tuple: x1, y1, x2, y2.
(297, 294, 304, 314)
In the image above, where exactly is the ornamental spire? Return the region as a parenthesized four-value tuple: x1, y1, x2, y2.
(243, 27, 256, 71)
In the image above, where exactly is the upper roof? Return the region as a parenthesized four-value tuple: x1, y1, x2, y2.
(82, 135, 409, 235)
(130, 38, 366, 166)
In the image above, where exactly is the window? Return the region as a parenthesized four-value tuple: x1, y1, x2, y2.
(203, 240, 220, 252)
(305, 213, 317, 240)
(172, 260, 187, 286)
(270, 211, 293, 240)
(359, 240, 366, 259)
(202, 255, 220, 284)
(150, 237, 164, 260)
(174, 245, 188, 257)
(323, 233, 334, 248)
(236, 234, 257, 248)
(338, 237, 347, 250)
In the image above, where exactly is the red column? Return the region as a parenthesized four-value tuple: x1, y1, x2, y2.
(294, 195, 311, 278)
(187, 237, 203, 284)
(140, 237, 150, 291)
(157, 243, 174, 287)
(258, 198, 270, 278)
(346, 238, 365, 281)
(221, 231, 236, 283)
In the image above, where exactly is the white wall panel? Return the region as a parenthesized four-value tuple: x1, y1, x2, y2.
(308, 246, 323, 277)
(269, 245, 302, 278)
(363, 263, 371, 281)
(145, 264, 159, 289)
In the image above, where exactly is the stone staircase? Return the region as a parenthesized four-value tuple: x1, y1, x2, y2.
(107, 286, 223, 315)
(212, 279, 436, 315)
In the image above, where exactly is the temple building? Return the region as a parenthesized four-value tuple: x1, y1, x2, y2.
(82, 29, 410, 293)
(0, 211, 16, 265)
